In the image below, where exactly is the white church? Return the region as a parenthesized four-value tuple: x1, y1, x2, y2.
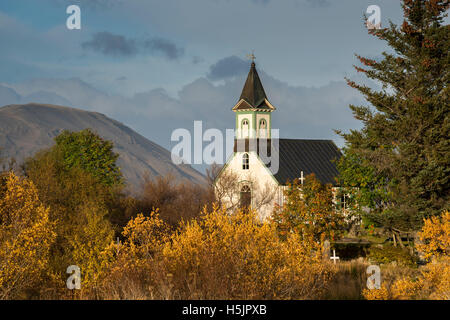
(214, 61, 343, 220)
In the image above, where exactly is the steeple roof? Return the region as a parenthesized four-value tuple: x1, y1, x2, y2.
(236, 62, 271, 110)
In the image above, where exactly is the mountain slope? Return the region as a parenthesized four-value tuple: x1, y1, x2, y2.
(0, 103, 206, 189)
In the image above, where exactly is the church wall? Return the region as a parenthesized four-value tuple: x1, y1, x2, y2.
(217, 151, 281, 221)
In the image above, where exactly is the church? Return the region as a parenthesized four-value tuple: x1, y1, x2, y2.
(214, 61, 342, 220)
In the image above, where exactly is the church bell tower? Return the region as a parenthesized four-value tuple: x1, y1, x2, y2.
(232, 61, 275, 140)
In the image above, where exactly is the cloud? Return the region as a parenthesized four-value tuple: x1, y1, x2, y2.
(143, 38, 184, 60)
(207, 56, 250, 81)
(82, 32, 184, 60)
(0, 67, 366, 160)
(82, 32, 137, 57)
(192, 56, 204, 65)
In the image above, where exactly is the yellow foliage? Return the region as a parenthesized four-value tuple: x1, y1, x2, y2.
(391, 277, 423, 300)
(95, 210, 172, 299)
(385, 257, 450, 300)
(69, 203, 114, 289)
(162, 205, 333, 299)
(96, 205, 334, 299)
(366, 211, 450, 300)
(0, 173, 56, 299)
(417, 210, 449, 261)
(122, 210, 170, 256)
(420, 257, 450, 300)
(362, 284, 390, 300)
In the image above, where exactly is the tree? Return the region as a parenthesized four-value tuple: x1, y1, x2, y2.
(0, 173, 56, 299)
(53, 129, 122, 186)
(272, 173, 345, 242)
(24, 132, 119, 291)
(337, 0, 449, 235)
(417, 210, 450, 260)
(136, 174, 214, 227)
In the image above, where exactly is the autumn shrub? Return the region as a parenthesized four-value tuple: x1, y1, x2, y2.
(417, 210, 449, 261)
(24, 137, 117, 292)
(90, 211, 172, 299)
(361, 262, 417, 300)
(363, 260, 450, 300)
(363, 211, 450, 300)
(272, 173, 345, 242)
(163, 206, 335, 299)
(95, 206, 335, 300)
(362, 284, 390, 300)
(0, 173, 56, 299)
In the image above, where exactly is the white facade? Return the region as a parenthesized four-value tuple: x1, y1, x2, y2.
(217, 150, 284, 221)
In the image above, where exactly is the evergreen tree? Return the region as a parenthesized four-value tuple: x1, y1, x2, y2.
(337, 0, 449, 235)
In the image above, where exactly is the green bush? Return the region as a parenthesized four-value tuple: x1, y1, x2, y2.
(367, 245, 417, 267)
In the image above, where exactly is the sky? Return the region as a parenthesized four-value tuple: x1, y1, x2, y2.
(0, 0, 409, 172)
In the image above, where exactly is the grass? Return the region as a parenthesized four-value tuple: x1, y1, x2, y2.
(324, 259, 370, 300)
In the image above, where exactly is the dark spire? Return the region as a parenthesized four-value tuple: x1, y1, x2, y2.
(239, 62, 267, 108)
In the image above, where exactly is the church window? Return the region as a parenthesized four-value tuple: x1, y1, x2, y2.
(242, 153, 249, 170)
(259, 119, 267, 138)
(340, 193, 349, 210)
(241, 119, 249, 138)
(240, 185, 251, 209)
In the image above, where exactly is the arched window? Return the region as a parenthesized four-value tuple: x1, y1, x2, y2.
(259, 119, 267, 138)
(242, 153, 249, 170)
(241, 119, 249, 138)
(240, 185, 251, 208)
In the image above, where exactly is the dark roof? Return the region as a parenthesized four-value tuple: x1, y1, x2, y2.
(234, 138, 342, 186)
(273, 139, 342, 186)
(236, 62, 269, 109)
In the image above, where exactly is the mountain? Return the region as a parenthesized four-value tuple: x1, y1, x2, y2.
(0, 103, 206, 189)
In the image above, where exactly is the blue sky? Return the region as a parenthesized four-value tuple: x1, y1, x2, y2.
(0, 0, 413, 171)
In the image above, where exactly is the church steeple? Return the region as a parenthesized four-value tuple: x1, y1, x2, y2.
(232, 61, 275, 139)
(239, 62, 267, 108)
(233, 62, 275, 111)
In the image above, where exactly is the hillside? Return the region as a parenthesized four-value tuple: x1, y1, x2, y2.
(0, 103, 206, 189)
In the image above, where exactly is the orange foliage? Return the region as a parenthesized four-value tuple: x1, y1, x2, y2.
(96, 205, 335, 300)
(0, 173, 56, 299)
(363, 211, 450, 300)
(362, 284, 390, 300)
(417, 211, 449, 261)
